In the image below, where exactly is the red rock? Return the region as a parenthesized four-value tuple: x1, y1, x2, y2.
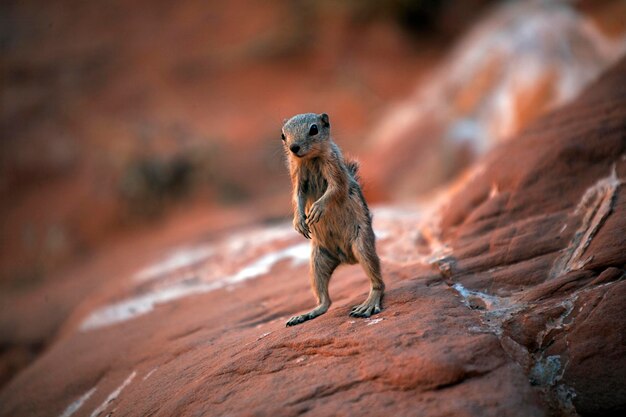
(435, 57, 626, 415)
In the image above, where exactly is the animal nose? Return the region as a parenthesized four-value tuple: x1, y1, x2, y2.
(290, 144, 300, 154)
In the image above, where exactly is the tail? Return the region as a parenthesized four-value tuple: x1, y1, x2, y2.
(346, 158, 360, 182)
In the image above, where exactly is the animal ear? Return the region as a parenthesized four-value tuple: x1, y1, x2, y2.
(320, 113, 330, 128)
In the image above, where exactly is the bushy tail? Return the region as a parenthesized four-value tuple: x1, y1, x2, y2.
(346, 158, 360, 182)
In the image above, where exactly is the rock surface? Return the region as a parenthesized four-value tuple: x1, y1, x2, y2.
(435, 56, 626, 416)
(1, 54, 626, 417)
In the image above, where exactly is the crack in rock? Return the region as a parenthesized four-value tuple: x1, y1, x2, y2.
(535, 297, 577, 349)
(530, 355, 562, 386)
(530, 354, 578, 416)
(452, 282, 582, 415)
(451, 283, 526, 336)
(550, 165, 622, 278)
(287, 380, 365, 406)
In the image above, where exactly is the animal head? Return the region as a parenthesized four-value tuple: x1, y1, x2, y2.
(281, 113, 331, 159)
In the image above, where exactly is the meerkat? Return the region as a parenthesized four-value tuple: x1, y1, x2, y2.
(281, 112, 385, 326)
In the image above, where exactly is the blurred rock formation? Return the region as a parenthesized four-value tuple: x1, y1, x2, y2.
(362, 0, 626, 199)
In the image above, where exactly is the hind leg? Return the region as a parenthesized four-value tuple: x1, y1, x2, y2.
(350, 230, 385, 318)
(286, 245, 339, 327)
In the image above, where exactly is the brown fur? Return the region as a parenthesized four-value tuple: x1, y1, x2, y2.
(281, 113, 384, 326)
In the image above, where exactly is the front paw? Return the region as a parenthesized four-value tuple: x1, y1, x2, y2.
(294, 216, 311, 239)
(306, 201, 325, 225)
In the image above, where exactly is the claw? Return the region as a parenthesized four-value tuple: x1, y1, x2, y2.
(286, 312, 313, 327)
(294, 217, 311, 239)
(286, 316, 303, 327)
(349, 301, 382, 318)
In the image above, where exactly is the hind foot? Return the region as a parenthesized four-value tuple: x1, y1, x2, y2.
(350, 293, 382, 318)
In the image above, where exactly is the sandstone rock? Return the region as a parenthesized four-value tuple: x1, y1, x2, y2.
(0, 206, 549, 417)
(435, 56, 626, 416)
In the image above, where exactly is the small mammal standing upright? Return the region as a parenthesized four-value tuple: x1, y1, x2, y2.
(281, 112, 385, 326)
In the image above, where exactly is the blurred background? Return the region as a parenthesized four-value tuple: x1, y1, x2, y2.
(1, 0, 625, 380)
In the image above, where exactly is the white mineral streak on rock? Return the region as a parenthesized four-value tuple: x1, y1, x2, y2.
(256, 332, 272, 341)
(550, 166, 622, 278)
(89, 371, 136, 417)
(228, 243, 309, 285)
(80, 226, 310, 331)
(58, 387, 97, 417)
(451, 283, 525, 336)
(143, 367, 158, 381)
(80, 280, 215, 330)
(225, 224, 294, 252)
(134, 245, 214, 282)
(133, 224, 294, 283)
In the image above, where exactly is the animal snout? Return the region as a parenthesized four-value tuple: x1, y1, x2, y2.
(290, 144, 301, 154)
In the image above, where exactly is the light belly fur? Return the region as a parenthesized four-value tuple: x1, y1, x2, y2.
(307, 199, 362, 264)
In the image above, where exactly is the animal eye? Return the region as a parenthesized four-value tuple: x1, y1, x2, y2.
(281, 133, 286, 141)
(309, 124, 318, 136)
